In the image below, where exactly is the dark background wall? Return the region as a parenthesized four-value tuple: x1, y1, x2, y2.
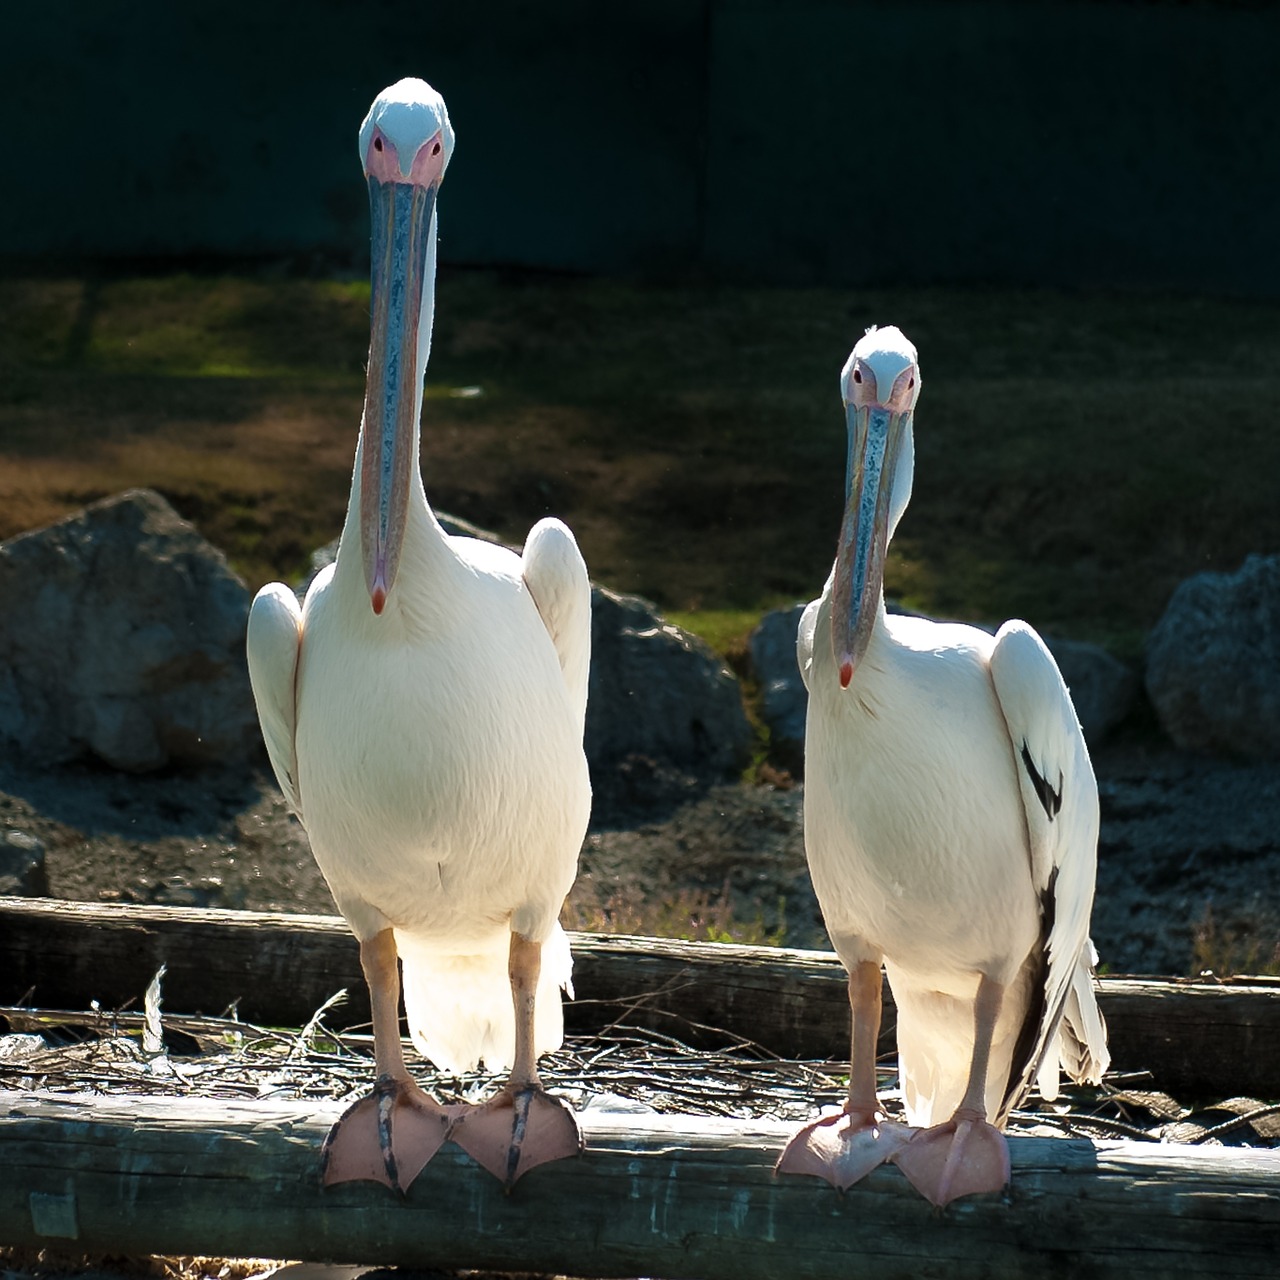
(5, 0, 1277, 293)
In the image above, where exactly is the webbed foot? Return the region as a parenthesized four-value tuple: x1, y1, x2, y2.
(776, 1106, 915, 1191)
(321, 1073, 456, 1192)
(451, 1084, 582, 1189)
(892, 1106, 1010, 1206)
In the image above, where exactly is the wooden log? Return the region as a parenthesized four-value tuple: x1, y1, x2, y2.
(2, 1089, 1278, 1279)
(2, 897, 1278, 1098)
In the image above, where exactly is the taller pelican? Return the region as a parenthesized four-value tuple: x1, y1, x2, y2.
(777, 326, 1108, 1206)
(246, 79, 591, 1192)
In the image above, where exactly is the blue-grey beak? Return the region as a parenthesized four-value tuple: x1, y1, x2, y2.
(359, 176, 437, 614)
(830, 403, 909, 687)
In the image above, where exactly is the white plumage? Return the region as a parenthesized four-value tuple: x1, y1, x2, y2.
(780, 325, 1108, 1205)
(246, 78, 590, 1190)
(800, 609, 1106, 1123)
(282, 506, 590, 1070)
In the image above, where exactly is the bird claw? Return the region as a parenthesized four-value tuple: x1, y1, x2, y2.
(451, 1084, 582, 1190)
(776, 1107, 915, 1191)
(321, 1073, 456, 1192)
(892, 1108, 1010, 1206)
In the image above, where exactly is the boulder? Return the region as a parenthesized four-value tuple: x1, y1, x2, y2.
(0, 489, 258, 772)
(748, 603, 808, 772)
(1146, 554, 1280, 758)
(0, 829, 48, 896)
(749, 602, 1134, 767)
(587, 586, 754, 813)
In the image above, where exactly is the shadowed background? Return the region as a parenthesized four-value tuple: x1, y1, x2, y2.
(2, 0, 1279, 657)
(6, 0, 1280, 293)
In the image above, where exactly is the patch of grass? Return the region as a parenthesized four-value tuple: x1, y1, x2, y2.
(663, 608, 777, 663)
(1191, 903, 1280, 978)
(562, 881, 788, 947)
(3, 269, 1279, 647)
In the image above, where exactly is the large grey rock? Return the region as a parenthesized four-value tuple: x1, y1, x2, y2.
(1146, 554, 1280, 758)
(749, 603, 808, 772)
(587, 587, 754, 793)
(0, 489, 258, 772)
(749, 602, 1134, 767)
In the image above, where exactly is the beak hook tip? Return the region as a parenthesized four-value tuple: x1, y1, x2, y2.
(839, 659, 854, 689)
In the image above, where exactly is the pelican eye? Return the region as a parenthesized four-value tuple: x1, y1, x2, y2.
(853, 368, 862, 384)
(373, 137, 383, 152)
(432, 141, 442, 156)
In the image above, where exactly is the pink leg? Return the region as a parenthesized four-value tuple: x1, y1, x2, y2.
(776, 959, 913, 1189)
(321, 929, 456, 1192)
(893, 974, 1012, 1206)
(450, 932, 582, 1189)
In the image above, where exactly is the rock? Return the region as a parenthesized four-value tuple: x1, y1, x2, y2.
(587, 587, 754, 819)
(749, 603, 808, 773)
(1146, 554, 1280, 758)
(749, 602, 1135, 767)
(150, 873, 226, 908)
(0, 489, 259, 772)
(0, 828, 48, 896)
(1042, 636, 1137, 745)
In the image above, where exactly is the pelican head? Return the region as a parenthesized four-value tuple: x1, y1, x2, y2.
(831, 325, 920, 688)
(357, 78, 455, 614)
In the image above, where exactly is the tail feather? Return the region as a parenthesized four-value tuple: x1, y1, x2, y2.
(396, 925, 573, 1075)
(1031, 951, 1110, 1104)
(1058, 955, 1109, 1085)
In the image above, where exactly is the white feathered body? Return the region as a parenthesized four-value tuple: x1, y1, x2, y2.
(801, 593, 1106, 1126)
(251, 476, 591, 1076)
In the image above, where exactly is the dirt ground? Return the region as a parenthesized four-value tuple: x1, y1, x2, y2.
(3, 273, 1280, 982)
(4, 734, 1278, 979)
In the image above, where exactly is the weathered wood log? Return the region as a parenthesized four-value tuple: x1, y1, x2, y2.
(2, 897, 1278, 1098)
(2, 1090, 1278, 1279)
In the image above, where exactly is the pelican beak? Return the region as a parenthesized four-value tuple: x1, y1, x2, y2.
(831, 402, 909, 688)
(359, 137, 442, 615)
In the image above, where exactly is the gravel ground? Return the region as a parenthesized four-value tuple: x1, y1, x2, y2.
(3, 739, 1278, 978)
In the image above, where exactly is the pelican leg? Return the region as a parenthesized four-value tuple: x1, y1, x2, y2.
(321, 928, 456, 1192)
(776, 959, 913, 1189)
(893, 974, 1011, 1206)
(451, 931, 582, 1189)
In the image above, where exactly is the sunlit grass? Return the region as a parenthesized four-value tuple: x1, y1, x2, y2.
(1192, 903, 1280, 978)
(664, 608, 782, 661)
(3, 269, 1280, 647)
(562, 881, 788, 947)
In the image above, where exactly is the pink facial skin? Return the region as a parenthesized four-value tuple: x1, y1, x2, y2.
(845, 361, 918, 416)
(364, 127, 447, 188)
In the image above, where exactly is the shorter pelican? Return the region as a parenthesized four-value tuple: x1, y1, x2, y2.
(776, 326, 1109, 1206)
(247, 79, 591, 1192)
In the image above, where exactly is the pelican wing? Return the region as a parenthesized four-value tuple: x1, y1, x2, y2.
(989, 620, 1109, 1115)
(246, 582, 305, 819)
(521, 517, 591, 728)
(796, 596, 821, 693)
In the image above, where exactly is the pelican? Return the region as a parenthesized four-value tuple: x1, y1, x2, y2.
(246, 79, 591, 1192)
(776, 326, 1109, 1206)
